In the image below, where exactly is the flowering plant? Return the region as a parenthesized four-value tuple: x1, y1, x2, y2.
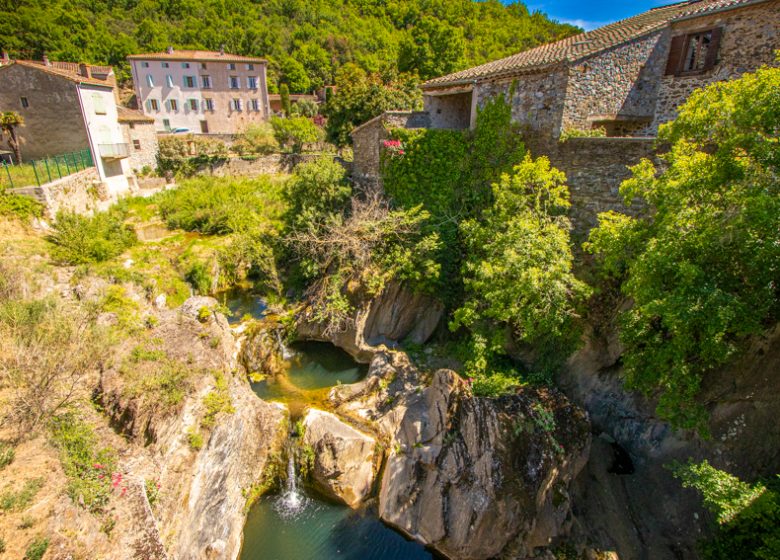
(382, 139, 405, 157)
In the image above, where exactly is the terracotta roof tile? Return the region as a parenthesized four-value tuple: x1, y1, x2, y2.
(117, 106, 154, 123)
(422, 0, 769, 89)
(0, 60, 114, 88)
(127, 50, 266, 63)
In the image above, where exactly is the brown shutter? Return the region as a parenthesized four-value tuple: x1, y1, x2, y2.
(703, 27, 723, 71)
(665, 35, 686, 75)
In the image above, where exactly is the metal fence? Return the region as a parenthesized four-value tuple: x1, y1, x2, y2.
(0, 149, 94, 189)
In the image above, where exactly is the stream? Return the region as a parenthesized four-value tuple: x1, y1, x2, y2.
(232, 293, 433, 560)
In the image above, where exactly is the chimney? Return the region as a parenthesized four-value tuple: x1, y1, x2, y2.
(78, 63, 91, 79)
(219, 44, 225, 56)
(0, 51, 9, 65)
(42, 52, 51, 66)
(166, 45, 174, 55)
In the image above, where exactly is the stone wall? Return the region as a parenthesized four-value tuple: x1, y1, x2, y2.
(651, 0, 780, 132)
(562, 29, 670, 132)
(9, 167, 106, 218)
(0, 64, 89, 160)
(424, 91, 472, 129)
(351, 111, 431, 188)
(122, 121, 159, 172)
(205, 153, 349, 177)
(543, 137, 657, 237)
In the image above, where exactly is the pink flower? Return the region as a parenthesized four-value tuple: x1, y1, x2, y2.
(121, 487, 127, 496)
(93, 463, 104, 469)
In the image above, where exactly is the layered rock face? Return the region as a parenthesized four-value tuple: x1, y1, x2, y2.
(326, 352, 591, 559)
(295, 281, 443, 362)
(301, 409, 377, 507)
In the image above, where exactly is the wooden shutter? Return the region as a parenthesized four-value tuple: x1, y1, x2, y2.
(665, 35, 686, 75)
(703, 27, 723, 71)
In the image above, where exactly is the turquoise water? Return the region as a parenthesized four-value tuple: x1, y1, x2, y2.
(217, 287, 267, 324)
(240, 495, 433, 560)
(251, 341, 367, 402)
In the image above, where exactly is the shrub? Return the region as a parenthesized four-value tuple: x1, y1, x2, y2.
(290, 98, 319, 118)
(585, 66, 780, 431)
(283, 156, 350, 235)
(157, 134, 228, 176)
(670, 460, 780, 560)
(123, 359, 192, 408)
(270, 116, 323, 153)
(187, 427, 204, 450)
(558, 126, 607, 142)
(201, 371, 234, 427)
(0, 187, 43, 220)
(50, 414, 117, 513)
(47, 209, 137, 264)
(233, 123, 280, 155)
(144, 479, 160, 506)
(0, 442, 14, 470)
(24, 537, 48, 560)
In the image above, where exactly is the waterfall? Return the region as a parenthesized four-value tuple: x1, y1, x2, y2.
(274, 443, 308, 519)
(275, 329, 295, 360)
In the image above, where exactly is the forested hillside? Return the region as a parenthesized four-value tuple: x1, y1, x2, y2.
(0, 0, 577, 90)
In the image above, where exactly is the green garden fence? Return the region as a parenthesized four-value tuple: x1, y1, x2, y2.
(0, 149, 94, 190)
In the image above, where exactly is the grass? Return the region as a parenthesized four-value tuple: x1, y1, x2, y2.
(50, 414, 117, 514)
(122, 357, 193, 409)
(24, 537, 49, 560)
(202, 371, 235, 428)
(0, 187, 44, 220)
(0, 478, 44, 512)
(187, 427, 204, 450)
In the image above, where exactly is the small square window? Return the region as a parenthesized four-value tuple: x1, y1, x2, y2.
(142, 62, 150, 68)
(133, 139, 141, 150)
(246, 63, 254, 70)
(182, 62, 190, 69)
(129, 122, 135, 129)
(149, 99, 159, 111)
(169, 99, 178, 111)
(231, 98, 242, 111)
(162, 62, 170, 68)
(20, 97, 29, 108)
(204, 98, 214, 111)
(202, 75, 212, 89)
(247, 76, 258, 89)
(228, 63, 236, 70)
(184, 75, 195, 88)
(201, 62, 207, 70)
(163, 118, 171, 130)
(229, 76, 240, 89)
(189, 99, 198, 111)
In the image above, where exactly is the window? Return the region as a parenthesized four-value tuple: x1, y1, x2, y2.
(20, 97, 29, 108)
(246, 63, 254, 70)
(665, 28, 723, 76)
(162, 62, 169, 68)
(228, 63, 236, 70)
(168, 99, 178, 111)
(201, 62, 207, 70)
(163, 118, 171, 130)
(129, 122, 135, 129)
(92, 93, 106, 115)
(247, 76, 258, 89)
(200, 120, 209, 133)
(201, 75, 212, 89)
(229, 76, 240, 89)
(149, 99, 159, 111)
(142, 62, 150, 68)
(182, 62, 190, 69)
(146, 74, 154, 87)
(184, 75, 195, 88)
(250, 99, 260, 112)
(133, 139, 141, 150)
(188, 99, 198, 111)
(166, 75, 174, 88)
(231, 98, 242, 111)
(204, 98, 214, 111)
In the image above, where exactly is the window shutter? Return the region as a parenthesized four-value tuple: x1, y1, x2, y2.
(665, 35, 686, 75)
(703, 27, 723, 71)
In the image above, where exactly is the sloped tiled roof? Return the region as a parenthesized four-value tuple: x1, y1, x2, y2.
(422, 0, 770, 89)
(117, 106, 154, 123)
(127, 50, 266, 63)
(0, 60, 114, 88)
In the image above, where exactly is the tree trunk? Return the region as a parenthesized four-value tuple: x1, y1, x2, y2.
(7, 127, 21, 164)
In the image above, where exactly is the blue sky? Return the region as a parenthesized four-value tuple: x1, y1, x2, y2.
(522, 1, 677, 30)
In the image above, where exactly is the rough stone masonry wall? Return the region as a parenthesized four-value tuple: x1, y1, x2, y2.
(9, 167, 110, 218)
(205, 153, 350, 177)
(122, 122, 159, 173)
(562, 28, 671, 131)
(651, 0, 780, 133)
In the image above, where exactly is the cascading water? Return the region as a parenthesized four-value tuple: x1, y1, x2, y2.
(275, 330, 296, 360)
(274, 444, 308, 519)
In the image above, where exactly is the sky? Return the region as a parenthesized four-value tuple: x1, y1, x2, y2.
(522, 1, 678, 30)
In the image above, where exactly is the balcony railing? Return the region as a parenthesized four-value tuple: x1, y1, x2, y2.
(98, 142, 129, 160)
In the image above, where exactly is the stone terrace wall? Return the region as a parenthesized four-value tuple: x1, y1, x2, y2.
(651, 0, 780, 133)
(9, 167, 107, 218)
(544, 137, 657, 238)
(204, 153, 349, 177)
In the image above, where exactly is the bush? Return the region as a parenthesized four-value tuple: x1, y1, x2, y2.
(671, 460, 780, 560)
(558, 126, 607, 142)
(157, 134, 228, 176)
(283, 156, 350, 235)
(47, 209, 137, 264)
(201, 371, 234, 427)
(270, 116, 323, 153)
(0, 187, 43, 220)
(50, 415, 117, 513)
(233, 123, 280, 155)
(187, 427, 204, 450)
(0, 442, 14, 470)
(585, 66, 780, 431)
(290, 98, 319, 118)
(24, 537, 48, 560)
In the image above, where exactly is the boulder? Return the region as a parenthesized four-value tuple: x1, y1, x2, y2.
(301, 408, 377, 507)
(240, 321, 288, 379)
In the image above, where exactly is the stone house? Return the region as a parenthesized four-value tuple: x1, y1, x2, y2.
(352, 0, 779, 231)
(0, 57, 133, 197)
(118, 107, 159, 173)
(127, 48, 271, 135)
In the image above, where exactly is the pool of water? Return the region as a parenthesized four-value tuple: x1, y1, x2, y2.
(252, 341, 368, 403)
(240, 494, 433, 560)
(217, 287, 268, 324)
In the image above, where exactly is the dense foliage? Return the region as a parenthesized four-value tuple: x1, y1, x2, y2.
(47, 209, 138, 264)
(585, 66, 780, 431)
(671, 461, 780, 560)
(270, 116, 324, 153)
(156, 135, 228, 177)
(0, 0, 577, 88)
(453, 155, 590, 380)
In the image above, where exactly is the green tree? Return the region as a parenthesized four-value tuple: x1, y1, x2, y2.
(279, 83, 291, 116)
(270, 116, 323, 153)
(279, 56, 311, 93)
(283, 156, 351, 235)
(0, 111, 24, 164)
(452, 154, 590, 380)
(585, 66, 780, 431)
(398, 16, 465, 80)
